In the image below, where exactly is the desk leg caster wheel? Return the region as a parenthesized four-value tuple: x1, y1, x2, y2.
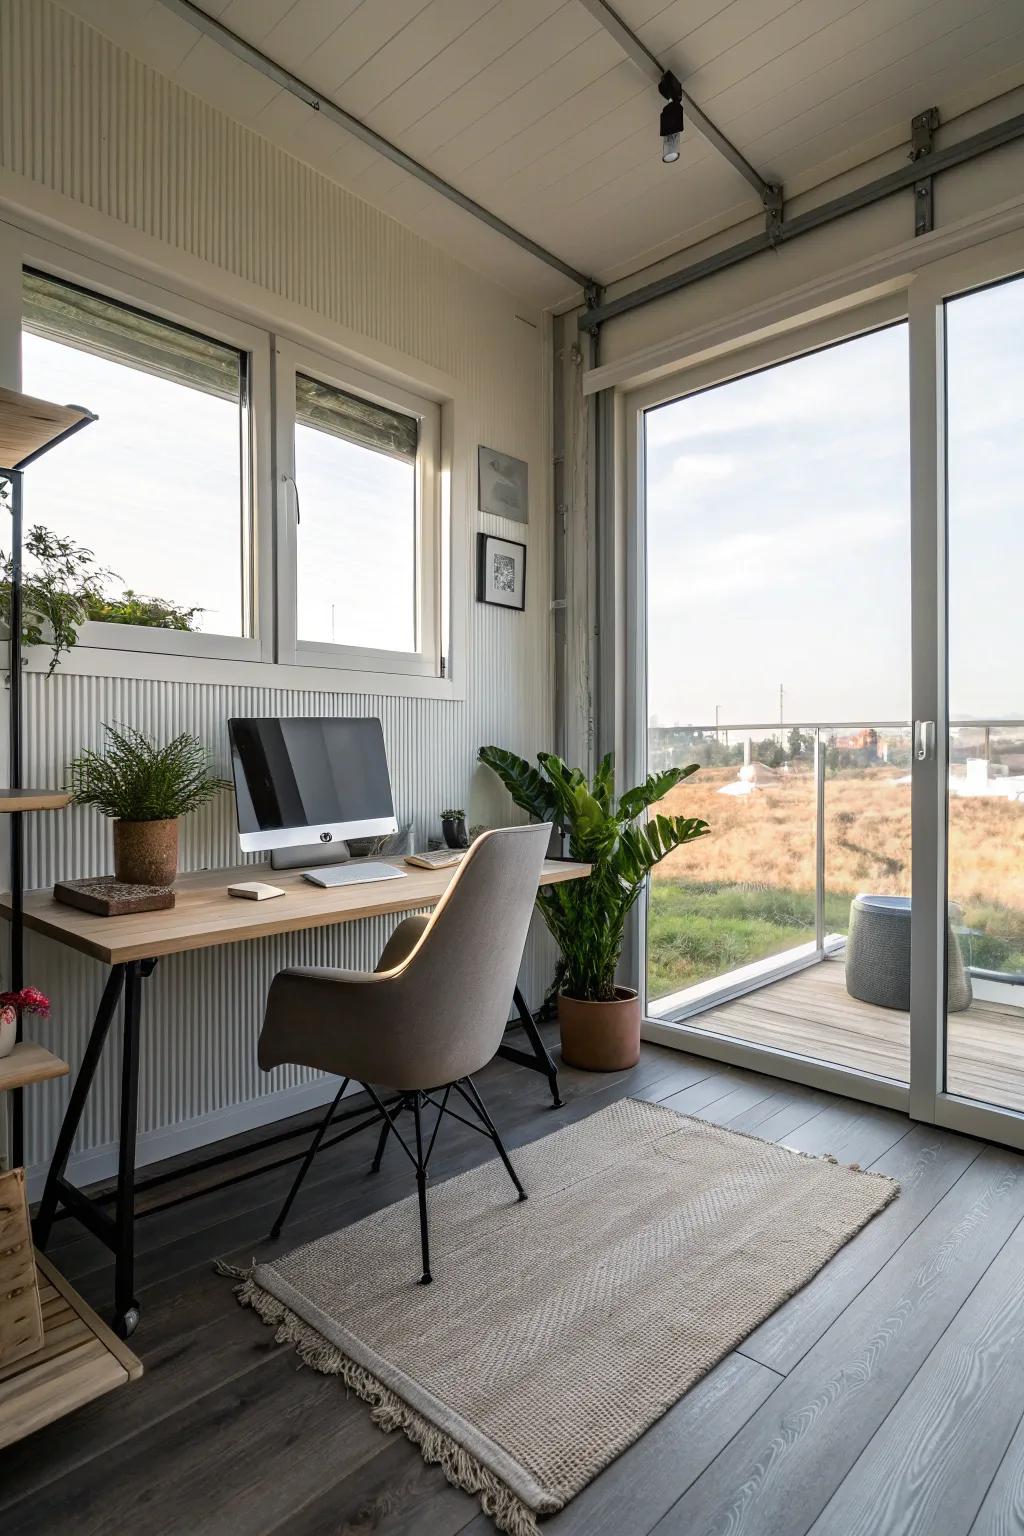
(114, 1303, 140, 1339)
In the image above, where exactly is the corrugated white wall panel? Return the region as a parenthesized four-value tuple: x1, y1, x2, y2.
(0, 0, 556, 1182)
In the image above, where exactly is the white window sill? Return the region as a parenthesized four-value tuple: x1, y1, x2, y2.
(20, 640, 464, 700)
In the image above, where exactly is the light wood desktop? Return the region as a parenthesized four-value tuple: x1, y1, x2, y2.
(2, 856, 588, 965)
(0, 853, 589, 1337)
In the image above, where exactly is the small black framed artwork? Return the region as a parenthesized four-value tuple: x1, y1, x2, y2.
(477, 533, 526, 611)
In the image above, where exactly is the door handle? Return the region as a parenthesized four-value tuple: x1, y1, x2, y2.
(914, 720, 936, 761)
(282, 473, 300, 524)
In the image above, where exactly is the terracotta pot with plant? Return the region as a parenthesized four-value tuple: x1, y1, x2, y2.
(67, 723, 226, 889)
(479, 747, 709, 1071)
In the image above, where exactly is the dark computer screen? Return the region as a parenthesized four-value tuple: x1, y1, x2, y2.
(228, 717, 395, 834)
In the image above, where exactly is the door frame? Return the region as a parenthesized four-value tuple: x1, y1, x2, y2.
(621, 231, 1024, 1135)
(908, 227, 1024, 1149)
(623, 294, 913, 1112)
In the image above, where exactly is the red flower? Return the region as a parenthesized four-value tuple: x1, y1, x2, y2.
(0, 987, 51, 1017)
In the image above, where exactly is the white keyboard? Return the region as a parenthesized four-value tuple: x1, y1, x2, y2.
(301, 861, 407, 889)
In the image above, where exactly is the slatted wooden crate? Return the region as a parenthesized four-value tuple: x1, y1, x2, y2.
(0, 1254, 142, 1448)
(0, 1167, 43, 1368)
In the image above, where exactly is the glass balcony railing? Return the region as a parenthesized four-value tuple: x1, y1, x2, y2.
(645, 720, 1024, 1018)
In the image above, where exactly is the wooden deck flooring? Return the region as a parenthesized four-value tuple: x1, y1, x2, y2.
(5, 1030, 1024, 1533)
(697, 955, 1024, 1109)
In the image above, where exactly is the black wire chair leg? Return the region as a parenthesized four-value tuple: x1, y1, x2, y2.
(369, 1109, 392, 1174)
(412, 1093, 432, 1285)
(458, 1077, 527, 1202)
(270, 1078, 350, 1239)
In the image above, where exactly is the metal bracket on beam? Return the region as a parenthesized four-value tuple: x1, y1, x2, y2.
(910, 107, 940, 237)
(763, 183, 784, 245)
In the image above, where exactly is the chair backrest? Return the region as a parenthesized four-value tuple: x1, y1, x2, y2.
(382, 821, 551, 1087)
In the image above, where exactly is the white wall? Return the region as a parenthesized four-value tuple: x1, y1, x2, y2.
(0, 0, 556, 1186)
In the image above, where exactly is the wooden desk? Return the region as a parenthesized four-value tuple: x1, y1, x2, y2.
(5, 857, 586, 964)
(1, 855, 589, 1338)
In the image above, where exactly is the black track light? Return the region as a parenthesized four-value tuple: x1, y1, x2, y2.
(658, 71, 684, 163)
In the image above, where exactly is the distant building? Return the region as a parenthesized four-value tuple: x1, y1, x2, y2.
(831, 728, 879, 764)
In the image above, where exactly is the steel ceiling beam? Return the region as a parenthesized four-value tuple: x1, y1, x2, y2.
(154, 0, 597, 294)
(575, 0, 773, 202)
(579, 107, 1024, 330)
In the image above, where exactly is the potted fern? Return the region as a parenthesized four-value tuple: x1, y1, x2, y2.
(479, 747, 709, 1070)
(67, 724, 227, 888)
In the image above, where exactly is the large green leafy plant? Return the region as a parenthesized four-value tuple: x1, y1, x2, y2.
(68, 723, 227, 822)
(479, 747, 709, 1002)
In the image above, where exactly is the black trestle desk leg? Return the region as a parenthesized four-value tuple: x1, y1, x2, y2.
(497, 985, 564, 1109)
(33, 964, 127, 1248)
(113, 959, 147, 1339)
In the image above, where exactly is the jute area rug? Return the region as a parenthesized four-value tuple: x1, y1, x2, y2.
(226, 1098, 897, 1535)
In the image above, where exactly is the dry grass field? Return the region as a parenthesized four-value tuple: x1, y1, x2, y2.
(647, 764, 1024, 999)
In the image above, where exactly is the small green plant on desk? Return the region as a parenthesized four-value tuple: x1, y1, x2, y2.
(67, 724, 227, 888)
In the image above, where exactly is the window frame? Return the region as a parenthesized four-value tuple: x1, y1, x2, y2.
(0, 216, 461, 697)
(273, 338, 441, 679)
(12, 233, 275, 666)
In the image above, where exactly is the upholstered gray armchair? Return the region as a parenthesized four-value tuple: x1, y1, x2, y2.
(258, 822, 550, 1283)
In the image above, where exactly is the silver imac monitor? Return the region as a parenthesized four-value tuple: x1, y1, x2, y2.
(228, 717, 397, 856)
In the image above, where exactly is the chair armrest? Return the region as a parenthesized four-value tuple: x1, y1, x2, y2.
(376, 915, 430, 973)
(258, 965, 388, 1076)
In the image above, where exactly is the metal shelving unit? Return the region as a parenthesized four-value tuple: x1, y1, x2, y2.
(0, 390, 138, 1446)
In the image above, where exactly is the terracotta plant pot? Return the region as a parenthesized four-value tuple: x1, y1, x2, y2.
(558, 987, 642, 1072)
(113, 818, 178, 888)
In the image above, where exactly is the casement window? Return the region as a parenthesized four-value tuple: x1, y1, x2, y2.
(274, 341, 441, 678)
(19, 267, 266, 661)
(10, 247, 446, 685)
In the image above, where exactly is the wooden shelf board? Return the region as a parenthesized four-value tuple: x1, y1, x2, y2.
(0, 1043, 69, 1092)
(0, 1254, 141, 1450)
(0, 789, 71, 814)
(0, 388, 95, 471)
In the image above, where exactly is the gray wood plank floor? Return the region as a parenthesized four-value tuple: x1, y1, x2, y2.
(3, 1031, 1024, 1536)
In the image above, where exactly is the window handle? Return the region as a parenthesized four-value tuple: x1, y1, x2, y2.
(283, 473, 300, 524)
(914, 720, 936, 761)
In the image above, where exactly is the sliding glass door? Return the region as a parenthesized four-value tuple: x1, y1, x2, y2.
(630, 233, 1024, 1136)
(640, 317, 913, 1088)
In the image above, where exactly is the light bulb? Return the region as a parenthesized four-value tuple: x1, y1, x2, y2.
(662, 132, 681, 164)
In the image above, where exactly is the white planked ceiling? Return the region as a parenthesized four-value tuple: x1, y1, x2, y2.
(57, 0, 1024, 306)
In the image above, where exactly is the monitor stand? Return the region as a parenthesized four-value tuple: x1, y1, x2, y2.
(270, 839, 352, 873)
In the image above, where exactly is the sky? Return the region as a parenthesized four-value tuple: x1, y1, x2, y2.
(21, 332, 246, 636)
(645, 273, 1024, 731)
(294, 423, 414, 651)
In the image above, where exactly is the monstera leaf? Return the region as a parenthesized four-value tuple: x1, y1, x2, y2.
(478, 746, 559, 825)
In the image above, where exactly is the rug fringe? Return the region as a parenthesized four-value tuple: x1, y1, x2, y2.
(213, 1258, 251, 1280)
(223, 1267, 542, 1536)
